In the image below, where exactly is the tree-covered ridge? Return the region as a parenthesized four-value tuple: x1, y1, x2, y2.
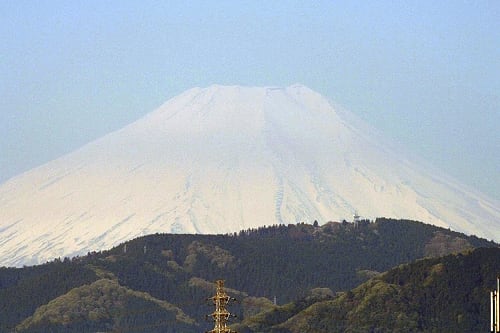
(0, 218, 497, 332)
(237, 247, 500, 333)
(16, 278, 198, 333)
(0, 261, 98, 332)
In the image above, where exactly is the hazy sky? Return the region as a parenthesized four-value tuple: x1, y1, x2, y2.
(1, 1, 499, 199)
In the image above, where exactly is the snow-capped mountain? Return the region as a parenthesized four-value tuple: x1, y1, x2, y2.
(1, 84, 499, 267)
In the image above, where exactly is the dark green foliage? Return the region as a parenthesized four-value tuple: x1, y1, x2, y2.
(1, 218, 496, 332)
(380, 247, 500, 332)
(243, 247, 500, 333)
(0, 261, 98, 332)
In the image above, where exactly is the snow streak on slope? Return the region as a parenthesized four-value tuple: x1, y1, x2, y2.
(0, 85, 499, 267)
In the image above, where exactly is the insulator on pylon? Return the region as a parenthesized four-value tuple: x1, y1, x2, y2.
(206, 279, 238, 333)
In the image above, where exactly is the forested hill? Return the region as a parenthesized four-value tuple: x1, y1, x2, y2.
(0, 218, 497, 332)
(235, 247, 500, 332)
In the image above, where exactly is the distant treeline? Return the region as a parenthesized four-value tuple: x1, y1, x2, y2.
(0, 218, 497, 332)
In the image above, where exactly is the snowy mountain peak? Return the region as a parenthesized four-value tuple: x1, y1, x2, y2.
(0, 84, 499, 267)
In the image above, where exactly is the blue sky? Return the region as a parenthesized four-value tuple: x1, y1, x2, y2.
(1, 1, 499, 199)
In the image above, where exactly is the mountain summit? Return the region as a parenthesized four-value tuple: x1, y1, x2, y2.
(0, 84, 498, 266)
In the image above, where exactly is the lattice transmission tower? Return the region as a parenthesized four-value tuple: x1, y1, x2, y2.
(206, 279, 237, 333)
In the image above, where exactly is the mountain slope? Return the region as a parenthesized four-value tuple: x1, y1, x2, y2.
(1, 84, 499, 266)
(237, 247, 500, 333)
(15, 278, 197, 333)
(1, 220, 497, 332)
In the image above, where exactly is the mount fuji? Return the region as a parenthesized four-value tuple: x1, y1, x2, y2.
(1, 84, 499, 267)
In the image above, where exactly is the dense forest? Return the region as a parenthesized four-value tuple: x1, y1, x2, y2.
(235, 247, 500, 332)
(0, 218, 497, 332)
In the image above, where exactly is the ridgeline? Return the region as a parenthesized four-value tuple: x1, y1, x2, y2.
(0, 218, 497, 332)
